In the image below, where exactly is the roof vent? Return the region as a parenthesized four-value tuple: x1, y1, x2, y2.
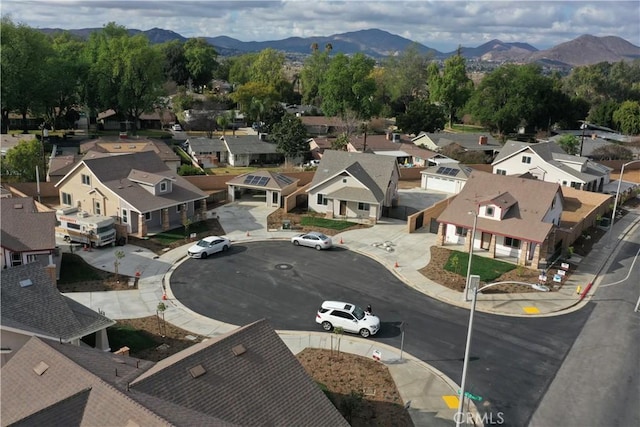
(33, 361, 49, 376)
(232, 344, 246, 356)
(188, 364, 206, 378)
(20, 279, 33, 288)
(13, 203, 23, 209)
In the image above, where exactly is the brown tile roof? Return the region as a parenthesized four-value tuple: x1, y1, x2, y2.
(437, 170, 561, 243)
(0, 197, 56, 252)
(80, 138, 179, 163)
(130, 319, 348, 426)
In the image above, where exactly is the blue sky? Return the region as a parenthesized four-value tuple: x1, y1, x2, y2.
(2, 0, 638, 52)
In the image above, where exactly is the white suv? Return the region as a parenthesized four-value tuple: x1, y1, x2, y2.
(315, 301, 380, 338)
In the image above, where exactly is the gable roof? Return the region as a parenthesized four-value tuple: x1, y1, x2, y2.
(225, 170, 299, 190)
(80, 137, 180, 163)
(221, 135, 280, 155)
(436, 133, 502, 151)
(437, 171, 561, 243)
(185, 136, 227, 153)
(307, 150, 398, 204)
(0, 197, 56, 252)
(421, 163, 475, 179)
(57, 151, 207, 213)
(1, 263, 115, 342)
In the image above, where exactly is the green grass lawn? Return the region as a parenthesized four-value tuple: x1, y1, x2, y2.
(444, 250, 515, 282)
(107, 324, 157, 352)
(300, 216, 358, 231)
(149, 221, 212, 245)
(58, 253, 103, 283)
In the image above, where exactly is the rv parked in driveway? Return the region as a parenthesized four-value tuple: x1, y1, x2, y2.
(55, 207, 116, 247)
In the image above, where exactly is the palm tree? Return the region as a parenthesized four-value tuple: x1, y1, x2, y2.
(325, 42, 333, 53)
(216, 114, 229, 136)
(310, 42, 319, 52)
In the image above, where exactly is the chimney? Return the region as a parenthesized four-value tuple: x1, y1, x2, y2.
(479, 136, 488, 145)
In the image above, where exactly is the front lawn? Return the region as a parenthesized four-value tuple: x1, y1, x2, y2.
(300, 216, 358, 231)
(150, 221, 215, 245)
(444, 250, 516, 282)
(58, 253, 104, 283)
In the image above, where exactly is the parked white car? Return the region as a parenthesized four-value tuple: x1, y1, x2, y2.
(187, 236, 230, 259)
(291, 231, 332, 250)
(171, 123, 183, 131)
(315, 301, 380, 338)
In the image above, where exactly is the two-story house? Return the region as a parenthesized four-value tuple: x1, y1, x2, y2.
(492, 140, 612, 192)
(54, 151, 208, 237)
(436, 171, 564, 269)
(80, 137, 181, 172)
(306, 150, 399, 223)
(345, 133, 455, 167)
(1, 197, 56, 270)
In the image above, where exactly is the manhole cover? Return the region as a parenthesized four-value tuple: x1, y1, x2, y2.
(275, 263, 293, 270)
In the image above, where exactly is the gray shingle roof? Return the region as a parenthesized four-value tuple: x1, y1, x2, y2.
(225, 170, 299, 190)
(1, 264, 115, 341)
(185, 137, 227, 153)
(436, 133, 502, 151)
(222, 135, 280, 155)
(78, 151, 207, 213)
(437, 171, 560, 243)
(131, 319, 348, 426)
(308, 150, 398, 204)
(1, 197, 56, 252)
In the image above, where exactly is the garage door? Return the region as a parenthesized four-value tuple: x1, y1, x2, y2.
(426, 176, 457, 193)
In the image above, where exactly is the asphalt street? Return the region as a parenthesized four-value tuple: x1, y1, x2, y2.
(171, 241, 594, 426)
(530, 228, 640, 427)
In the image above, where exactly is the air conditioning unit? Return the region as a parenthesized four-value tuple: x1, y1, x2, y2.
(77, 211, 89, 218)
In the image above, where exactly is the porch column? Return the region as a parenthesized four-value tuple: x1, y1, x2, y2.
(162, 208, 170, 231)
(532, 243, 541, 270)
(95, 328, 111, 352)
(488, 235, 496, 259)
(180, 204, 188, 225)
(45, 264, 57, 286)
(436, 223, 445, 246)
(200, 199, 207, 219)
(138, 214, 147, 237)
(518, 241, 529, 266)
(465, 228, 473, 252)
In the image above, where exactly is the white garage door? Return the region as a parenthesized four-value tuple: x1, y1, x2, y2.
(426, 176, 458, 193)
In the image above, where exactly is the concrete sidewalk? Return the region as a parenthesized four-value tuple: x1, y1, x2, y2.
(65, 201, 639, 426)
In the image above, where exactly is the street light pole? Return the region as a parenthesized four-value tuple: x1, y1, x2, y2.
(456, 281, 547, 426)
(609, 160, 640, 244)
(463, 209, 479, 301)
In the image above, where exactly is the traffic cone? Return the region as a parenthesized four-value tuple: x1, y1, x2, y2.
(339, 237, 344, 244)
(246, 230, 250, 237)
(394, 260, 399, 268)
(162, 292, 168, 301)
(83, 244, 88, 251)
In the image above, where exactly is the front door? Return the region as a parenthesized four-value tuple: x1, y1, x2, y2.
(340, 200, 347, 216)
(481, 232, 491, 250)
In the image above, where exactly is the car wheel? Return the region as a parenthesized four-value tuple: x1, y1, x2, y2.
(359, 328, 371, 338)
(315, 245, 322, 250)
(222, 245, 229, 252)
(321, 321, 332, 331)
(201, 252, 208, 259)
(64, 236, 71, 242)
(293, 240, 300, 246)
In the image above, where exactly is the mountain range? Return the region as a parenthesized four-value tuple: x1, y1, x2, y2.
(39, 27, 640, 68)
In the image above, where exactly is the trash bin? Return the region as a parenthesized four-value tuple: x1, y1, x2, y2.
(282, 220, 291, 230)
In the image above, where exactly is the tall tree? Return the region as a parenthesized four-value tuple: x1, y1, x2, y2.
(270, 114, 309, 164)
(320, 53, 377, 119)
(1, 17, 54, 133)
(1, 139, 43, 181)
(383, 43, 432, 112)
(183, 38, 218, 91)
(428, 48, 473, 128)
(230, 81, 278, 115)
(396, 99, 446, 135)
(556, 134, 580, 155)
(613, 100, 640, 135)
(227, 53, 258, 86)
(300, 49, 330, 105)
(161, 40, 189, 86)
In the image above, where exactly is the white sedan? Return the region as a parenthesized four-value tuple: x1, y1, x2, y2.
(291, 231, 333, 250)
(187, 236, 230, 259)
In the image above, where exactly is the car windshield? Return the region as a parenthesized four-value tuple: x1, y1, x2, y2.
(316, 233, 328, 241)
(353, 305, 365, 320)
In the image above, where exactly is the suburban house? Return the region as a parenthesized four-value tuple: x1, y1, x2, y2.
(80, 137, 181, 172)
(1, 196, 56, 270)
(54, 151, 208, 237)
(97, 109, 175, 130)
(226, 170, 299, 207)
(345, 132, 456, 167)
(420, 163, 475, 194)
(222, 135, 283, 167)
(492, 140, 612, 192)
(299, 116, 346, 136)
(306, 150, 400, 223)
(1, 320, 348, 426)
(184, 136, 229, 168)
(436, 171, 564, 269)
(547, 131, 639, 159)
(413, 132, 502, 158)
(47, 148, 82, 183)
(1, 263, 115, 367)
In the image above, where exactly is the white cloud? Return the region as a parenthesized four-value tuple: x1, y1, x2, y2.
(1, 0, 638, 51)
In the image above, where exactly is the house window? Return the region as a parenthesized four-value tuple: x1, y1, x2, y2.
(145, 212, 151, 221)
(522, 156, 531, 164)
(504, 237, 521, 248)
(486, 206, 495, 217)
(176, 204, 182, 213)
(343, 178, 347, 183)
(26, 254, 37, 263)
(456, 226, 468, 236)
(160, 182, 167, 192)
(562, 181, 568, 186)
(62, 192, 72, 206)
(81, 174, 91, 185)
(11, 253, 22, 266)
(496, 169, 506, 175)
(122, 209, 128, 224)
(317, 194, 328, 206)
(358, 202, 370, 211)
(571, 182, 581, 189)
(94, 201, 101, 215)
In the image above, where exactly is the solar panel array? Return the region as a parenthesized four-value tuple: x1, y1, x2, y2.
(243, 175, 270, 186)
(436, 166, 460, 176)
(275, 174, 294, 185)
